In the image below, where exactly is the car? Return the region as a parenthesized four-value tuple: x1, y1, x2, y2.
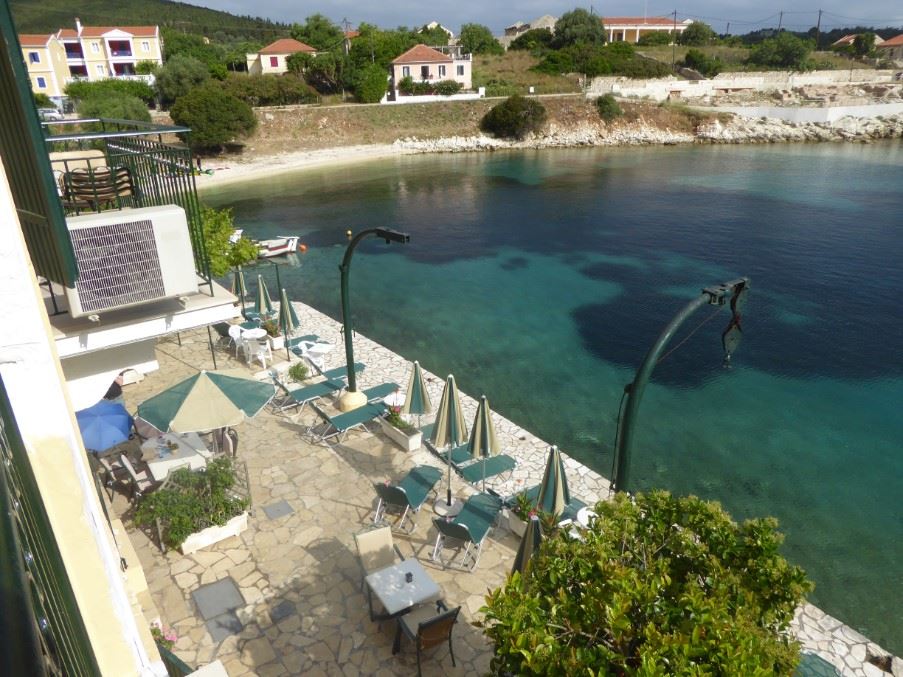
(38, 107, 64, 121)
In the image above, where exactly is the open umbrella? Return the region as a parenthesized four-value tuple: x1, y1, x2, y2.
(511, 514, 542, 577)
(137, 370, 275, 434)
(75, 400, 133, 453)
(467, 395, 500, 493)
(431, 374, 467, 506)
(255, 274, 274, 317)
(400, 361, 432, 428)
(536, 445, 571, 518)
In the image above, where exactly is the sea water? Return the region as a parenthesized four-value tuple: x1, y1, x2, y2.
(206, 141, 903, 652)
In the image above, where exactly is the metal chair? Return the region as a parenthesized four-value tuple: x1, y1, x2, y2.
(393, 601, 460, 676)
(120, 454, 157, 501)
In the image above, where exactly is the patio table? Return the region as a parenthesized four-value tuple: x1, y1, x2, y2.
(141, 432, 210, 481)
(365, 558, 440, 623)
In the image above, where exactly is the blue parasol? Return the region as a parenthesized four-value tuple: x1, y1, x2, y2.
(75, 400, 133, 453)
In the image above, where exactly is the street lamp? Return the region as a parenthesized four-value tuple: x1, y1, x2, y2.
(336, 228, 411, 411)
(611, 277, 749, 494)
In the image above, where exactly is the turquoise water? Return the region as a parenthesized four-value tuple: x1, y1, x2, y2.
(206, 142, 903, 652)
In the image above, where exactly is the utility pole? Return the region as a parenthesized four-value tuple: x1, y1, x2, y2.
(778, 11, 783, 30)
(671, 10, 678, 69)
(726, 22, 730, 35)
(815, 9, 823, 50)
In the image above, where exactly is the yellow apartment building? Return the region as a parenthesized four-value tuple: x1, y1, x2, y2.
(19, 33, 70, 102)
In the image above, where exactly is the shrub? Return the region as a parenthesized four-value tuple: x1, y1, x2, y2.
(459, 23, 504, 55)
(354, 63, 389, 103)
(637, 31, 673, 46)
(434, 79, 463, 95)
(156, 54, 210, 106)
(76, 94, 151, 124)
(65, 78, 156, 105)
(397, 75, 415, 95)
(220, 74, 318, 106)
(33, 92, 53, 107)
(287, 362, 308, 382)
(197, 206, 258, 276)
(554, 9, 607, 48)
(747, 32, 812, 70)
(596, 93, 622, 121)
(509, 28, 554, 52)
(683, 48, 725, 77)
(480, 95, 547, 140)
(481, 491, 812, 675)
(170, 83, 256, 153)
(679, 21, 717, 46)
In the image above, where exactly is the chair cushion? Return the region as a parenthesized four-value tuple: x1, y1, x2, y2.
(397, 466, 442, 510)
(459, 455, 516, 484)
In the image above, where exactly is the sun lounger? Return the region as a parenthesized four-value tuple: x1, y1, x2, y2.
(318, 362, 366, 381)
(374, 465, 443, 532)
(287, 334, 320, 350)
(458, 455, 517, 485)
(271, 376, 345, 413)
(362, 382, 400, 402)
(310, 401, 385, 442)
(431, 492, 502, 570)
(503, 485, 587, 522)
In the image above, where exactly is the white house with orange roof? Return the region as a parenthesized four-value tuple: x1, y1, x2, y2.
(389, 44, 472, 95)
(602, 16, 693, 43)
(246, 38, 317, 75)
(877, 33, 903, 62)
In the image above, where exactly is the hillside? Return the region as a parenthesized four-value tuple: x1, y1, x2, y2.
(9, 0, 288, 40)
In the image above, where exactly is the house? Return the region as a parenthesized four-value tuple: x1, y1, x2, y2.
(831, 33, 885, 49)
(601, 16, 693, 43)
(246, 38, 316, 75)
(19, 33, 70, 105)
(423, 21, 454, 40)
(499, 15, 557, 49)
(877, 33, 903, 62)
(389, 44, 472, 96)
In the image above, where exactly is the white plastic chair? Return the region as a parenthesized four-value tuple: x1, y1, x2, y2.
(228, 325, 244, 356)
(244, 338, 272, 369)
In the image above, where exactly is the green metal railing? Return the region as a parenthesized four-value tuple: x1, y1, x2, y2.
(0, 375, 99, 675)
(156, 643, 194, 677)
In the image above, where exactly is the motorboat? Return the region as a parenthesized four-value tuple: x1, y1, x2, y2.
(257, 235, 300, 258)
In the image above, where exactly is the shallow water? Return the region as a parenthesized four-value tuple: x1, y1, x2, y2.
(206, 141, 903, 652)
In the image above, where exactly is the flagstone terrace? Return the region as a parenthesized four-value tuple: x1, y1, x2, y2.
(114, 303, 896, 677)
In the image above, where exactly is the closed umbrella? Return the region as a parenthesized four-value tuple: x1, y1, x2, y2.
(137, 370, 275, 434)
(76, 400, 133, 453)
(467, 395, 500, 493)
(254, 274, 274, 317)
(278, 287, 300, 336)
(400, 361, 432, 428)
(511, 514, 542, 577)
(231, 267, 248, 299)
(536, 445, 571, 518)
(431, 374, 466, 506)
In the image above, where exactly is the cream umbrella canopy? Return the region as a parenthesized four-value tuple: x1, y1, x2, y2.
(467, 395, 500, 493)
(254, 274, 274, 317)
(430, 374, 467, 506)
(511, 514, 543, 577)
(536, 445, 571, 519)
(400, 361, 432, 428)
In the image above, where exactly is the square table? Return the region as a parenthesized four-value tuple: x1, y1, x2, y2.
(140, 432, 210, 481)
(365, 559, 440, 621)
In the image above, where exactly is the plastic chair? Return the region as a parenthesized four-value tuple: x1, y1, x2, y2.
(227, 325, 244, 356)
(243, 338, 272, 369)
(393, 601, 460, 676)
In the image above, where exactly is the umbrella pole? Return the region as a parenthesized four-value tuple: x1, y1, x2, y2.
(447, 449, 452, 506)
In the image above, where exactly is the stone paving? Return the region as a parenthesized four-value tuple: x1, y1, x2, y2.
(114, 302, 901, 677)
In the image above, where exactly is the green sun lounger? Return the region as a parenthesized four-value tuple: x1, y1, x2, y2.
(459, 455, 517, 485)
(271, 376, 345, 413)
(318, 362, 366, 381)
(431, 493, 502, 570)
(310, 401, 385, 442)
(362, 382, 400, 402)
(373, 465, 443, 532)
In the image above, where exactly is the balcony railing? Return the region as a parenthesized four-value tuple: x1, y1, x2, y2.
(42, 118, 212, 288)
(110, 49, 133, 57)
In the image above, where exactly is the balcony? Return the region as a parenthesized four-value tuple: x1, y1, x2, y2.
(108, 40, 132, 57)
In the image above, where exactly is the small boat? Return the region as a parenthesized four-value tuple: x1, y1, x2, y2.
(257, 235, 300, 258)
(229, 229, 244, 244)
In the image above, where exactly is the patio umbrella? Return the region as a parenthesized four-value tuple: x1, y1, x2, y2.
(75, 400, 133, 453)
(400, 361, 432, 428)
(137, 370, 275, 434)
(278, 287, 300, 337)
(467, 395, 500, 493)
(536, 445, 571, 518)
(231, 267, 248, 299)
(511, 514, 543, 577)
(430, 374, 467, 506)
(254, 274, 274, 317)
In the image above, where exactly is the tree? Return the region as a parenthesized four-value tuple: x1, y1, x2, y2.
(76, 94, 151, 123)
(160, 29, 228, 78)
(747, 32, 812, 70)
(65, 78, 156, 105)
(553, 9, 606, 49)
(459, 23, 503, 55)
(156, 55, 210, 106)
(198, 206, 258, 277)
(852, 33, 876, 57)
(418, 24, 451, 46)
(169, 83, 256, 153)
(679, 21, 716, 46)
(33, 92, 53, 107)
(683, 48, 724, 77)
(287, 51, 347, 94)
(480, 95, 547, 139)
(637, 31, 673, 46)
(354, 63, 388, 103)
(291, 14, 343, 51)
(481, 491, 812, 675)
(509, 28, 554, 52)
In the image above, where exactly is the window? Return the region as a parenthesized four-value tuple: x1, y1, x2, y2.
(420, 65, 430, 79)
(456, 64, 464, 76)
(36, 76, 46, 88)
(141, 41, 150, 52)
(402, 66, 410, 77)
(95, 64, 105, 76)
(438, 65, 446, 77)
(28, 51, 40, 64)
(269, 56, 278, 67)
(91, 42, 100, 54)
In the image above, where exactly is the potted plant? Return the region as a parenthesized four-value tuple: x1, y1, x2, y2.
(287, 361, 308, 383)
(134, 457, 250, 554)
(261, 319, 284, 350)
(377, 405, 422, 452)
(505, 491, 535, 537)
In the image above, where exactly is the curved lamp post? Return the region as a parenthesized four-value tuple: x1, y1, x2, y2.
(337, 228, 411, 411)
(611, 277, 749, 494)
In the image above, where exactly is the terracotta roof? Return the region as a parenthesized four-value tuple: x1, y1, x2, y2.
(602, 16, 683, 26)
(831, 34, 858, 46)
(79, 26, 158, 37)
(344, 30, 360, 39)
(58, 29, 78, 39)
(19, 34, 53, 47)
(879, 33, 903, 47)
(391, 44, 451, 65)
(259, 38, 316, 55)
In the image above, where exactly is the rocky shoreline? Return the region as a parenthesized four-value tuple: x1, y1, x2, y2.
(393, 112, 903, 153)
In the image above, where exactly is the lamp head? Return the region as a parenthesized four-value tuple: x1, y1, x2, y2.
(375, 228, 410, 244)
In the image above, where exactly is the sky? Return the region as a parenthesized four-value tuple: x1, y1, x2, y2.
(191, 1, 903, 35)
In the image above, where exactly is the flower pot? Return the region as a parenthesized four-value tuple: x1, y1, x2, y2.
(377, 418, 422, 452)
(179, 512, 249, 555)
(268, 334, 285, 351)
(505, 510, 528, 538)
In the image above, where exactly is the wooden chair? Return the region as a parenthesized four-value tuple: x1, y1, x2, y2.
(393, 601, 460, 676)
(120, 454, 157, 501)
(353, 526, 404, 591)
(96, 455, 129, 501)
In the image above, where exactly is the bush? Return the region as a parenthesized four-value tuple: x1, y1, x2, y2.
(480, 95, 546, 139)
(637, 31, 673, 46)
(595, 93, 622, 121)
(170, 83, 256, 153)
(76, 94, 151, 123)
(65, 78, 156, 105)
(459, 23, 504, 55)
(33, 92, 53, 107)
(554, 9, 606, 48)
(481, 491, 812, 675)
(397, 75, 415, 95)
(354, 63, 388, 103)
(434, 79, 463, 95)
(509, 28, 554, 52)
(679, 21, 716, 46)
(156, 54, 210, 106)
(198, 206, 258, 276)
(747, 32, 812, 70)
(683, 48, 725, 77)
(220, 74, 318, 106)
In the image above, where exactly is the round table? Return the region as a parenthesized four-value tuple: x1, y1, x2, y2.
(576, 507, 597, 528)
(242, 327, 267, 340)
(383, 391, 405, 408)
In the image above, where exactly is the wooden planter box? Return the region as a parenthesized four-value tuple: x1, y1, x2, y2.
(377, 418, 422, 452)
(179, 512, 249, 555)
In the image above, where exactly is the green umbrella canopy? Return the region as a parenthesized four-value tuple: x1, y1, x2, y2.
(278, 287, 300, 336)
(536, 445, 571, 518)
(231, 267, 248, 298)
(430, 374, 466, 449)
(401, 361, 432, 417)
(511, 514, 543, 577)
(137, 370, 275, 433)
(255, 274, 274, 316)
(468, 395, 500, 493)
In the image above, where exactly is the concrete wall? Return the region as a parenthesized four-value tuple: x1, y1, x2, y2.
(714, 101, 903, 122)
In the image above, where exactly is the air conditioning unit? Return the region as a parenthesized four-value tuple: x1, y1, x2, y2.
(65, 205, 199, 318)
